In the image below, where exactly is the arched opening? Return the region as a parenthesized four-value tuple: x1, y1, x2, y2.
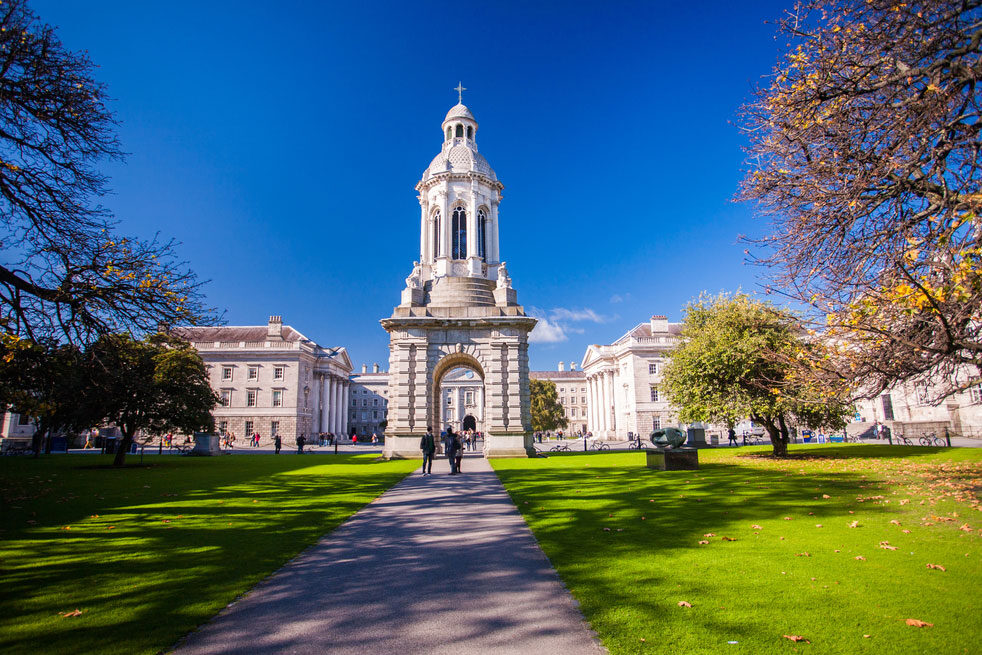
(466, 125, 473, 139)
(455, 124, 463, 138)
(451, 206, 467, 259)
(432, 209, 441, 258)
(431, 353, 485, 449)
(446, 126, 451, 140)
(477, 208, 487, 260)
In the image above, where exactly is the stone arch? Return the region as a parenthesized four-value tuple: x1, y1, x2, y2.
(430, 351, 485, 434)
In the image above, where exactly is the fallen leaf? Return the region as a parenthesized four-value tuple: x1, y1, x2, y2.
(751, 524, 762, 529)
(602, 527, 611, 532)
(902, 529, 911, 534)
(890, 520, 901, 525)
(959, 523, 972, 532)
(783, 635, 809, 643)
(704, 533, 716, 537)
(863, 634, 871, 638)
(854, 556, 866, 561)
(925, 563, 946, 571)
(678, 601, 692, 608)
(721, 536, 737, 541)
(849, 520, 860, 528)
(698, 540, 709, 545)
(822, 494, 831, 499)
(783, 517, 793, 521)
(905, 619, 933, 628)
(59, 609, 83, 618)
(796, 552, 811, 557)
(815, 524, 823, 528)
(879, 541, 898, 550)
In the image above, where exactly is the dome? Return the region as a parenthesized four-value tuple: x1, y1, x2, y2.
(422, 144, 496, 182)
(444, 103, 475, 122)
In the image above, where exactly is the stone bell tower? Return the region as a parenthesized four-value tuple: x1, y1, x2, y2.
(381, 91, 536, 458)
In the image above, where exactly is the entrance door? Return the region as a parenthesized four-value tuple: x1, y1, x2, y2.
(462, 414, 477, 432)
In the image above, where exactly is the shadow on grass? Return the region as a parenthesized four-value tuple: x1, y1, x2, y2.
(0, 454, 418, 655)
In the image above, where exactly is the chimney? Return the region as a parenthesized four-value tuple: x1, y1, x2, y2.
(558, 361, 565, 372)
(267, 315, 283, 340)
(570, 362, 577, 371)
(650, 315, 668, 333)
(373, 363, 380, 373)
(362, 364, 368, 374)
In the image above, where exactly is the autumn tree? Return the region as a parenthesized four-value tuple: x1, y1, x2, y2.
(739, 0, 982, 402)
(0, 0, 213, 344)
(662, 293, 851, 457)
(86, 333, 216, 466)
(530, 379, 569, 433)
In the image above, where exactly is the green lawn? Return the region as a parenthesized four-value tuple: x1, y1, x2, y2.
(0, 453, 419, 655)
(491, 445, 982, 655)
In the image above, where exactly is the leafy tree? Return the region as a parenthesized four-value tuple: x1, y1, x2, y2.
(0, 337, 97, 456)
(739, 0, 982, 402)
(0, 0, 213, 344)
(662, 293, 851, 457)
(86, 333, 217, 466)
(530, 379, 568, 433)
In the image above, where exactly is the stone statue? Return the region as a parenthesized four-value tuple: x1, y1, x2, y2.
(405, 261, 422, 289)
(650, 427, 686, 449)
(496, 262, 511, 289)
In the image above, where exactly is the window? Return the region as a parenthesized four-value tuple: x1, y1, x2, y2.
(245, 420, 254, 435)
(652, 417, 661, 430)
(273, 366, 284, 380)
(446, 127, 451, 140)
(373, 398, 379, 406)
(465, 391, 473, 404)
(452, 206, 467, 259)
(220, 390, 231, 407)
(570, 408, 577, 418)
(272, 390, 283, 407)
(650, 387, 659, 402)
(581, 397, 587, 404)
(447, 395, 453, 405)
(477, 208, 487, 260)
(455, 124, 463, 137)
(433, 210, 441, 257)
(373, 410, 378, 419)
(881, 394, 895, 421)
(466, 125, 473, 139)
(914, 382, 930, 405)
(17, 413, 30, 425)
(247, 390, 257, 407)
(248, 366, 258, 381)
(219, 420, 228, 434)
(351, 398, 356, 406)
(970, 382, 982, 404)
(581, 387, 586, 392)
(648, 362, 658, 375)
(222, 366, 233, 380)
(361, 412, 367, 420)
(270, 421, 279, 436)
(559, 387, 565, 392)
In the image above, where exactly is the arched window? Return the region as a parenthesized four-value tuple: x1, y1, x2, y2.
(477, 209, 487, 260)
(455, 124, 463, 138)
(467, 125, 473, 139)
(452, 206, 467, 259)
(446, 127, 451, 141)
(433, 210, 441, 258)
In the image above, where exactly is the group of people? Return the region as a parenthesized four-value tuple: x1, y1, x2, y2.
(419, 425, 469, 475)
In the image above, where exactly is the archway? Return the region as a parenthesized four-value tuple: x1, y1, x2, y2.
(430, 352, 485, 439)
(462, 415, 477, 432)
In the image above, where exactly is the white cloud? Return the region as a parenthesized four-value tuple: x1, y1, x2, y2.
(609, 293, 630, 304)
(549, 307, 614, 323)
(529, 315, 567, 343)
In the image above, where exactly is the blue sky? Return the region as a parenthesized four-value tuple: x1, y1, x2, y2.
(34, 0, 790, 371)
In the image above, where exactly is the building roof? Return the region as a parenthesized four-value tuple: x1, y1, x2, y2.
(174, 325, 307, 343)
(444, 103, 475, 122)
(423, 145, 496, 182)
(612, 321, 682, 345)
(530, 370, 586, 379)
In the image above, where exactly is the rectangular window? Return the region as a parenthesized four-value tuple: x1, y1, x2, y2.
(245, 420, 254, 435)
(219, 420, 228, 434)
(273, 366, 284, 380)
(351, 398, 356, 406)
(270, 421, 279, 436)
(373, 398, 379, 406)
(652, 417, 661, 430)
(581, 396, 587, 404)
(361, 412, 367, 420)
(220, 390, 231, 407)
(272, 390, 283, 407)
(650, 387, 659, 402)
(247, 390, 257, 407)
(248, 366, 259, 381)
(581, 387, 586, 393)
(881, 394, 895, 421)
(17, 413, 30, 425)
(560, 397, 566, 405)
(559, 387, 565, 392)
(649, 362, 658, 375)
(970, 383, 982, 404)
(222, 366, 233, 380)
(465, 391, 473, 404)
(373, 410, 378, 419)
(914, 383, 930, 405)
(447, 395, 453, 405)
(571, 407, 577, 418)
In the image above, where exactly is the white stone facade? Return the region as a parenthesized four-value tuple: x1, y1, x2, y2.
(176, 316, 353, 441)
(349, 367, 389, 438)
(382, 101, 536, 458)
(581, 316, 679, 439)
(530, 366, 589, 434)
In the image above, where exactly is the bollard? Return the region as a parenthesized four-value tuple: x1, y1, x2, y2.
(945, 426, 951, 447)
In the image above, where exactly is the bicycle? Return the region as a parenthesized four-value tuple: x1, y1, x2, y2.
(628, 440, 650, 450)
(919, 432, 946, 446)
(896, 434, 914, 446)
(845, 433, 863, 443)
(549, 443, 571, 452)
(589, 441, 610, 451)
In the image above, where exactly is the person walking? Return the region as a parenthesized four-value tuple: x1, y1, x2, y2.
(453, 431, 463, 474)
(296, 433, 306, 455)
(274, 434, 282, 454)
(444, 429, 458, 475)
(728, 427, 738, 447)
(420, 426, 435, 475)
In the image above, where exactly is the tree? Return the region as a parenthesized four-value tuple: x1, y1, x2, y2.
(529, 379, 568, 433)
(0, 0, 213, 344)
(0, 337, 97, 456)
(86, 333, 217, 466)
(662, 293, 851, 457)
(739, 0, 982, 402)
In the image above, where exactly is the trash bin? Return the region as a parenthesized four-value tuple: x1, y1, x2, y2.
(105, 437, 118, 454)
(50, 436, 68, 453)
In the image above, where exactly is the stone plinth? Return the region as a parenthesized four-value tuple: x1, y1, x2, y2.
(192, 433, 221, 456)
(646, 448, 699, 470)
(686, 427, 708, 448)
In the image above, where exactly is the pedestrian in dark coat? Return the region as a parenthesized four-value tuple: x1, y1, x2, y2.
(420, 426, 436, 475)
(445, 429, 459, 475)
(297, 433, 306, 455)
(274, 434, 282, 454)
(453, 432, 463, 473)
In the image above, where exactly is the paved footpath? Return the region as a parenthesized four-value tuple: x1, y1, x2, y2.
(171, 454, 605, 655)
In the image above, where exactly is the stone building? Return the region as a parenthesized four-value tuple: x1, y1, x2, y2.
(440, 367, 484, 432)
(850, 377, 982, 438)
(530, 363, 589, 434)
(381, 97, 536, 458)
(581, 316, 679, 439)
(176, 316, 353, 441)
(349, 364, 389, 438)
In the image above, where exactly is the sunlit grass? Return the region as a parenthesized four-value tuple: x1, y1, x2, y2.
(0, 454, 419, 655)
(492, 445, 982, 655)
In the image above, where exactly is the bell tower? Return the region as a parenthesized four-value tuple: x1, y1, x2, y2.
(382, 91, 536, 458)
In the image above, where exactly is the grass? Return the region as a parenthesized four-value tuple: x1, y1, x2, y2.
(491, 445, 982, 655)
(0, 453, 419, 655)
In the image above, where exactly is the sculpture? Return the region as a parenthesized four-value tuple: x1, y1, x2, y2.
(496, 262, 511, 289)
(405, 261, 422, 289)
(650, 427, 687, 449)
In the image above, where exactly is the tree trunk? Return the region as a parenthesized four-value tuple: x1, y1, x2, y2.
(113, 429, 135, 467)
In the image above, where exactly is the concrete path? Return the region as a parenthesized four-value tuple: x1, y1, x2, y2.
(171, 454, 605, 655)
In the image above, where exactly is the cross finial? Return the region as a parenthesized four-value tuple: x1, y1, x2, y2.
(454, 82, 466, 104)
